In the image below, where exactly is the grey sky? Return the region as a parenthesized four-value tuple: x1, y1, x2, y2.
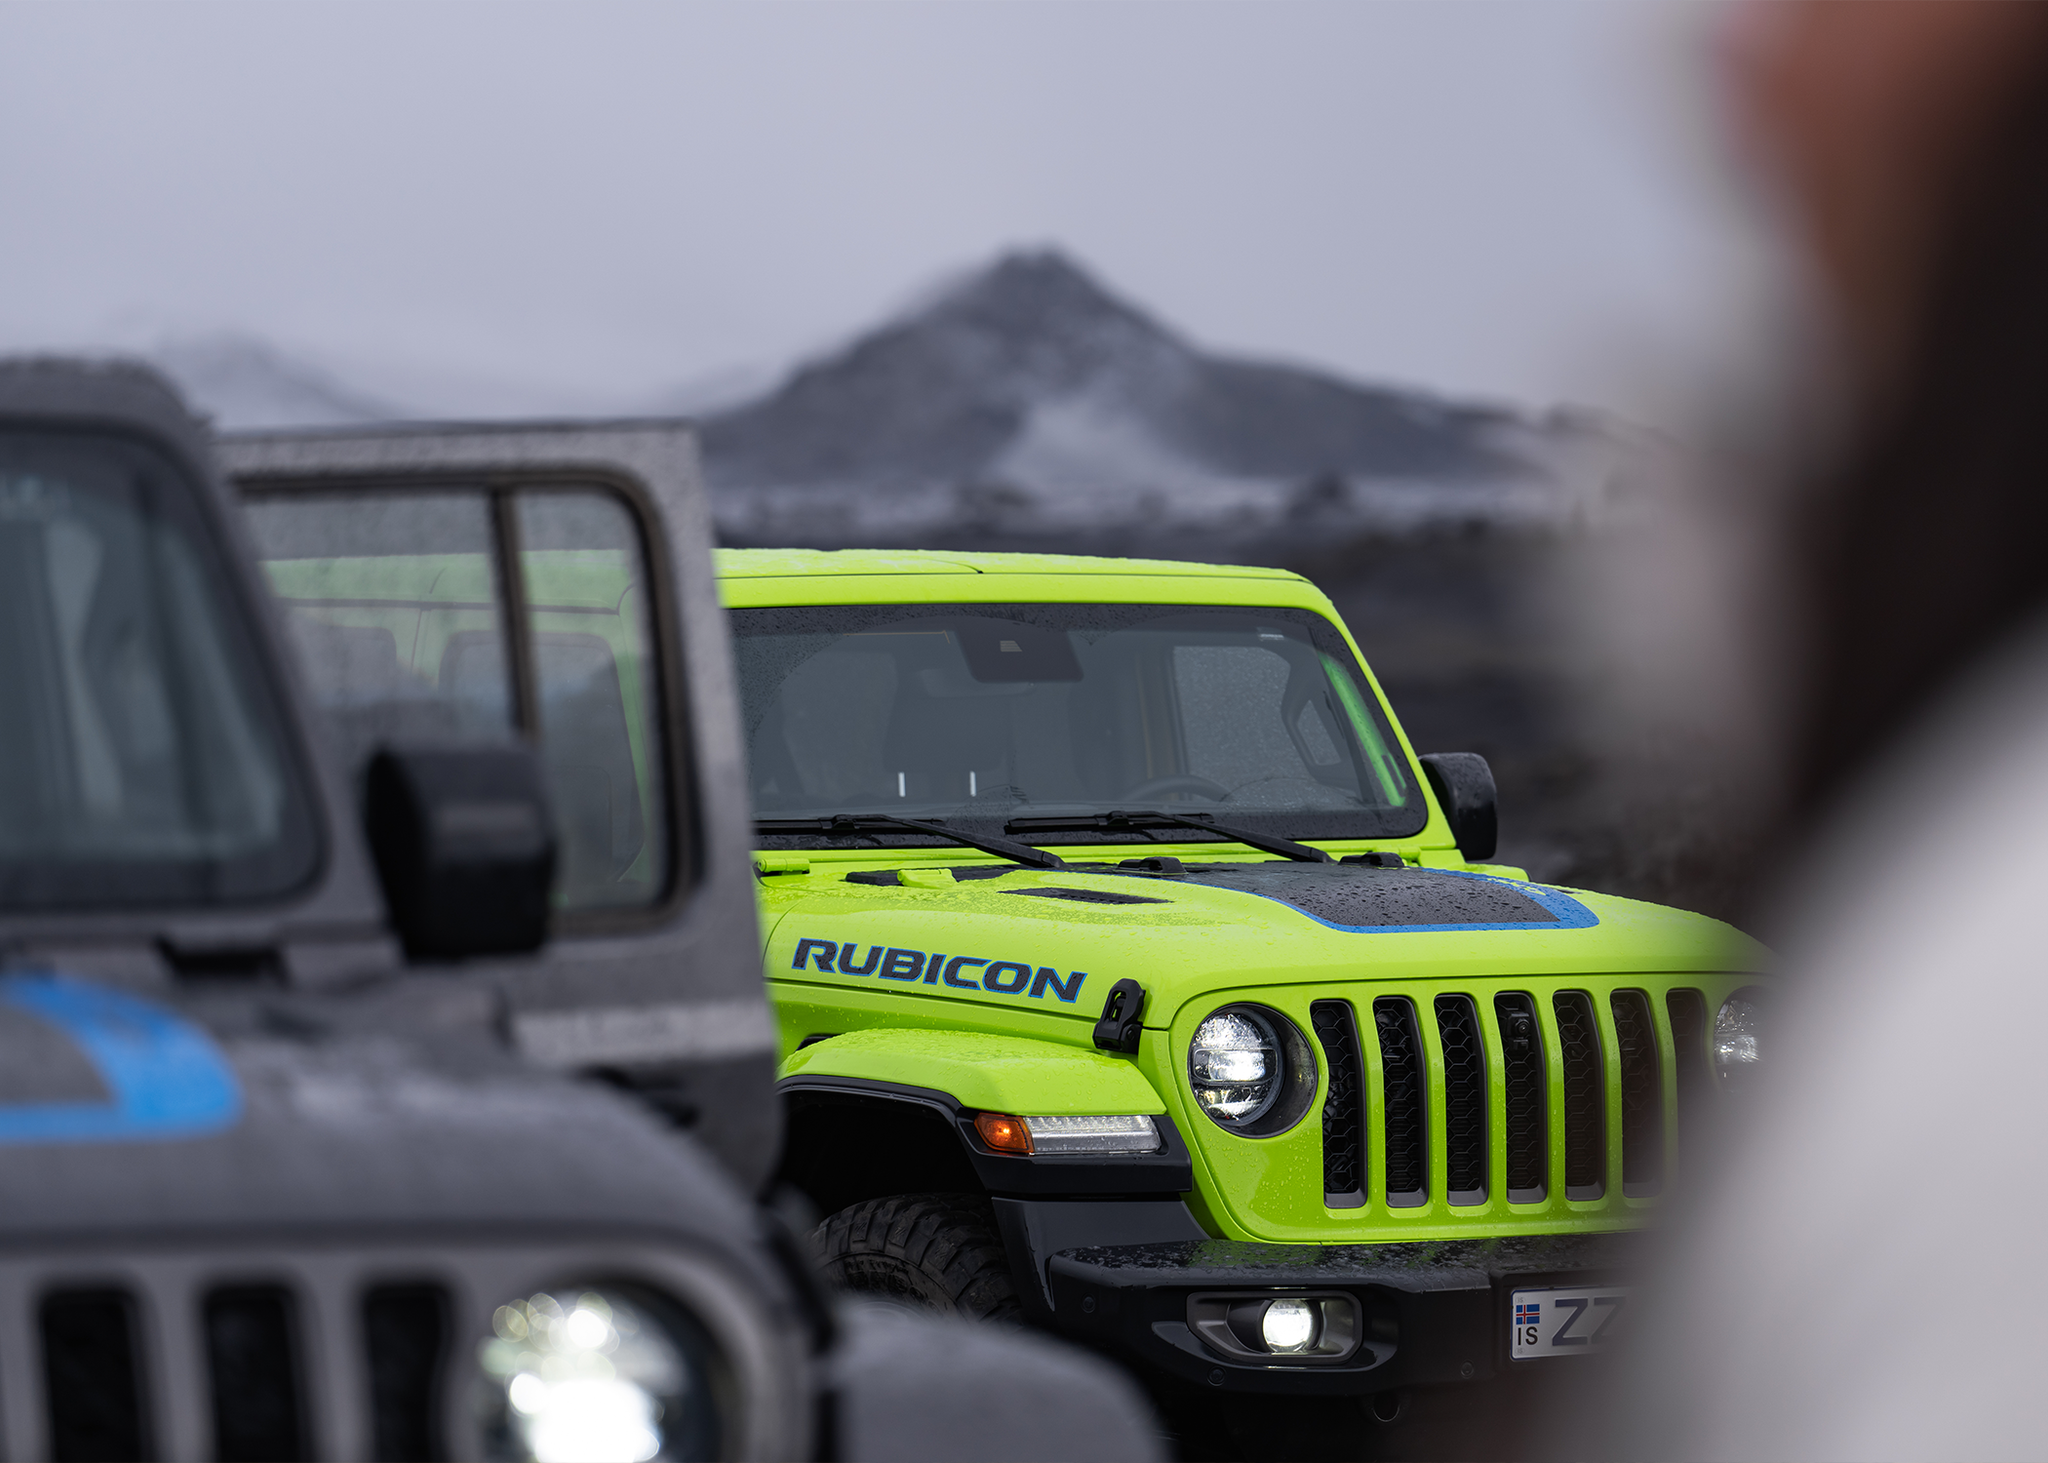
(0, 2, 1764, 421)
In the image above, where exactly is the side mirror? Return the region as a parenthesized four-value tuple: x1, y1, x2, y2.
(1419, 752, 1498, 862)
(363, 743, 557, 959)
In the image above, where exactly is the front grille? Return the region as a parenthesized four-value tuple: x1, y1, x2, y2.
(1553, 991, 1606, 1200)
(1434, 996, 1486, 1204)
(41, 1289, 150, 1463)
(1306, 978, 1717, 1216)
(1610, 991, 1663, 1195)
(0, 1240, 788, 1462)
(205, 1286, 308, 1462)
(1667, 988, 1709, 1163)
(366, 1284, 450, 1463)
(1495, 992, 1547, 1202)
(1373, 997, 1428, 1206)
(1310, 1000, 1368, 1208)
(14, 1260, 462, 1462)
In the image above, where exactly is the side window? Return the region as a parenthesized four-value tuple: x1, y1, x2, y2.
(243, 485, 671, 914)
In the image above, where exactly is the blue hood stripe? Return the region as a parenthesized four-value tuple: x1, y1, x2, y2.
(0, 976, 243, 1144)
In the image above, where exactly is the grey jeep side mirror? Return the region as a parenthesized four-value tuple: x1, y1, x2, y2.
(1419, 752, 1498, 863)
(364, 743, 557, 959)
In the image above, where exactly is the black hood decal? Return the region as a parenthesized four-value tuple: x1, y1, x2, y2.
(1119, 863, 1597, 933)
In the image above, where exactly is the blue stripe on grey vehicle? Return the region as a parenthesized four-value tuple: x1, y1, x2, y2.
(0, 976, 243, 1144)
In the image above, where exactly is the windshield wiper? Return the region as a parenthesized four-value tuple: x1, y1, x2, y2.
(755, 814, 1067, 870)
(1004, 810, 1332, 863)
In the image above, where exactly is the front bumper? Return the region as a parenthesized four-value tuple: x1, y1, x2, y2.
(1039, 1231, 1641, 1396)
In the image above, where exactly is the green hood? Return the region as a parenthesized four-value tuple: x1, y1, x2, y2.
(761, 859, 1754, 1031)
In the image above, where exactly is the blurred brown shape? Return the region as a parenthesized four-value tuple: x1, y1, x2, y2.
(1725, 0, 2048, 401)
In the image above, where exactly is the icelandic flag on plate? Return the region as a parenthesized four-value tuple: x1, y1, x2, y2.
(1514, 1302, 1541, 1325)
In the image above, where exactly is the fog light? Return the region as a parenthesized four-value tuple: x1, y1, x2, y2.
(1188, 1292, 1364, 1363)
(1261, 1298, 1318, 1353)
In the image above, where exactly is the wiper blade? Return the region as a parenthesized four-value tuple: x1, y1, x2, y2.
(1004, 810, 1331, 863)
(754, 814, 1067, 870)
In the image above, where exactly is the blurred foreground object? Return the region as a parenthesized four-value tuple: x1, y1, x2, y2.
(1617, 4, 2048, 1457)
(0, 358, 1157, 1461)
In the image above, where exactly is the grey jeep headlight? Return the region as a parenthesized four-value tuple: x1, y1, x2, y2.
(1188, 1005, 1317, 1136)
(477, 1286, 723, 1463)
(1714, 995, 1763, 1092)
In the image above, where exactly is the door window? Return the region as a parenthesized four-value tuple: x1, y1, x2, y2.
(244, 485, 671, 913)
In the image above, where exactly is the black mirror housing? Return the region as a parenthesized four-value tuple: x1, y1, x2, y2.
(363, 743, 557, 959)
(1419, 752, 1498, 862)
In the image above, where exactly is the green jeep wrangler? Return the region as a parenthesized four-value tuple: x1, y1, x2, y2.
(726, 548, 1766, 1445)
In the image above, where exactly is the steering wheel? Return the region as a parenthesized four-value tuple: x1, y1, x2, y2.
(1119, 774, 1231, 803)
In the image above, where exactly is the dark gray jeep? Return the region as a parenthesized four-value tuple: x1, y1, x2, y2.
(0, 359, 1155, 1463)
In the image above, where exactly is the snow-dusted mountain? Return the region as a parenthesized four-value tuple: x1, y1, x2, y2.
(105, 249, 1638, 544)
(702, 250, 1627, 544)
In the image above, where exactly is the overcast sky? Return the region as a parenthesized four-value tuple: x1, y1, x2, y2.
(0, 1, 1774, 422)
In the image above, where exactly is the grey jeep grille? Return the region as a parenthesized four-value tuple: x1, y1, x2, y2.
(29, 1268, 448, 1463)
(39, 1289, 149, 1463)
(0, 1237, 792, 1463)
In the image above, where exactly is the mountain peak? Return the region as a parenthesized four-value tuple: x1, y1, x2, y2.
(702, 244, 1553, 521)
(921, 248, 1169, 344)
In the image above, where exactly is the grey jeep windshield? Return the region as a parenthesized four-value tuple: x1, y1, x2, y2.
(0, 430, 317, 907)
(732, 603, 1424, 843)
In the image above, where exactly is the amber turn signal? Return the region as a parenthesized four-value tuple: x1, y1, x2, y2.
(974, 1111, 1034, 1155)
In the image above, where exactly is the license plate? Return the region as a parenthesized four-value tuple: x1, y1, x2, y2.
(1509, 1285, 1630, 1359)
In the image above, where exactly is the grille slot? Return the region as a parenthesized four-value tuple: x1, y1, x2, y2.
(1611, 990, 1664, 1195)
(1434, 995, 1487, 1204)
(1373, 997, 1428, 1206)
(205, 1284, 309, 1462)
(1310, 1000, 1368, 1208)
(365, 1284, 450, 1463)
(1667, 989, 1709, 1168)
(1495, 992, 1547, 1201)
(1553, 991, 1606, 1199)
(40, 1288, 152, 1463)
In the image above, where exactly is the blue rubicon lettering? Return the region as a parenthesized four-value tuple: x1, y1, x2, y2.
(944, 956, 988, 989)
(880, 948, 926, 980)
(787, 937, 1087, 1002)
(1031, 967, 1086, 1002)
(982, 960, 1031, 994)
(839, 943, 881, 975)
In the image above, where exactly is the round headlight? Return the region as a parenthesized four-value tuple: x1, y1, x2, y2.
(477, 1286, 722, 1463)
(1190, 1009, 1281, 1125)
(1714, 996, 1762, 1091)
(1188, 1005, 1317, 1135)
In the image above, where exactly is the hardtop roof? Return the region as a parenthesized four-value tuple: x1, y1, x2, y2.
(715, 547, 1305, 582)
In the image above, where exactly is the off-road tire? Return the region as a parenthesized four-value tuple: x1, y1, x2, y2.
(812, 1193, 1021, 1322)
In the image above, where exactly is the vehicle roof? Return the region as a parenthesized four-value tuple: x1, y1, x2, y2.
(715, 547, 1329, 612)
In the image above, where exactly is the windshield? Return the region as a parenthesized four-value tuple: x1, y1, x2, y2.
(732, 603, 1424, 844)
(0, 430, 316, 907)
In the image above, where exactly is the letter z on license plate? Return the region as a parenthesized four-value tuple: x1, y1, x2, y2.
(1509, 1286, 1630, 1359)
